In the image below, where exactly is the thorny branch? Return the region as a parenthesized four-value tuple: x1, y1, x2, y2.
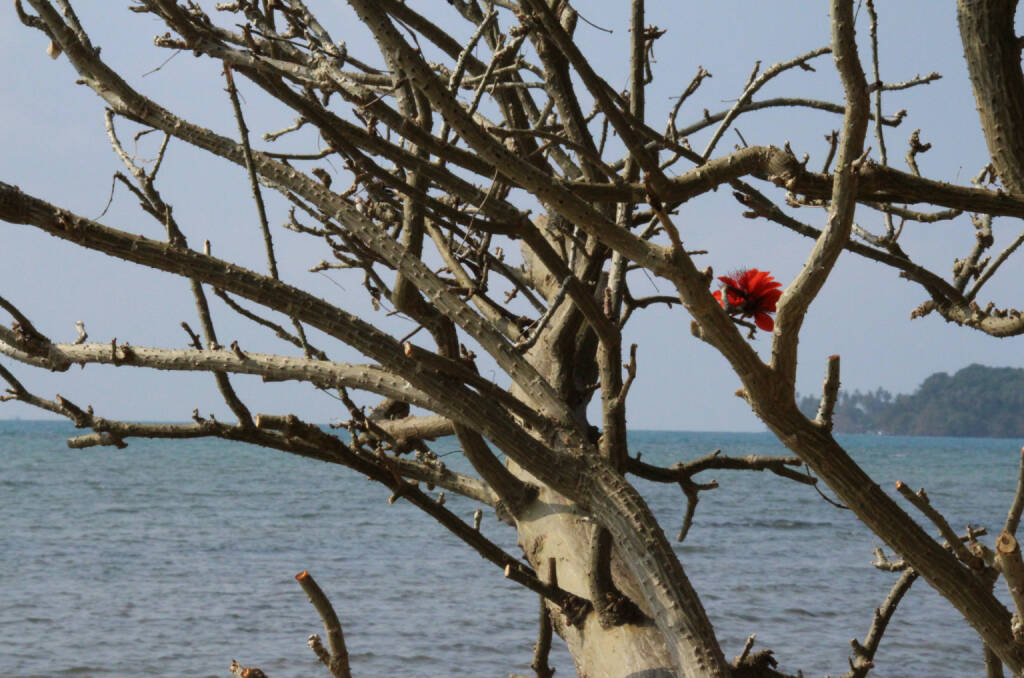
(5, 1, 1024, 676)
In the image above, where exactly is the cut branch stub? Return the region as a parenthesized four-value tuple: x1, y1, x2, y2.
(295, 570, 352, 678)
(995, 531, 1024, 633)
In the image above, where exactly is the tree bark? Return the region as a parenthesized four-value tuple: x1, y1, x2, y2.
(958, 0, 1024, 195)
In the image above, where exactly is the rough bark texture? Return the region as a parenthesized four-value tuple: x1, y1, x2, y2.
(958, 0, 1024, 195)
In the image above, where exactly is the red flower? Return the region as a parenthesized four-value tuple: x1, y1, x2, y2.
(712, 269, 783, 332)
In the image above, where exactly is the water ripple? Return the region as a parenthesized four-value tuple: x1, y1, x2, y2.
(2, 424, 1018, 677)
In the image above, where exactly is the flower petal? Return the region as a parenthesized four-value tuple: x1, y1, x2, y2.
(741, 269, 767, 289)
(754, 312, 775, 332)
(758, 288, 783, 312)
(717, 275, 740, 289)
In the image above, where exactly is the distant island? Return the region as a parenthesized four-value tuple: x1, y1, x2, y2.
(797, 364, 1024, 438)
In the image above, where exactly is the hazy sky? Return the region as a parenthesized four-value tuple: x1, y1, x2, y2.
(1, 2, 1020, 431)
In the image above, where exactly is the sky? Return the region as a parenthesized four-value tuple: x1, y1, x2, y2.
(0, 2, 1021, 432)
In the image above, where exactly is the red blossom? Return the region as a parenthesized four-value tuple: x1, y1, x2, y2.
(712, 268, 783, 332)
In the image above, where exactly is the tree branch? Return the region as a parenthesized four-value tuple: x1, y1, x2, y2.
(295, 570, 352, 678)
(1005, 447, 1024, 536)
(843, 567, 918, 678)
(771, 1, 869, 386)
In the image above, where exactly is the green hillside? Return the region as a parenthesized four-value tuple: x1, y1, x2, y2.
(797, 364, 1024, 437)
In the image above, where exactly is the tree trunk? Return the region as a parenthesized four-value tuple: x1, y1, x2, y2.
(515, 482, 678, 677)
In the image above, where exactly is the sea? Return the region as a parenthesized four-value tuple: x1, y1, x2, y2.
(2, 421, 1021, 678)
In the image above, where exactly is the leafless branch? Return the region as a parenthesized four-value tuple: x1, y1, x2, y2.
(1005, 447, 1024, 536)
(295, 570, 352, 678)
(531, 558, 556, 678)
(702, 47, 831, 160)
(843, 567, 918, 678)
(895, 481, 983, 571)
(770, 4, 868, 387)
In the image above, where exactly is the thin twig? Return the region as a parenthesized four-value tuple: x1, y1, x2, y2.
(514, 276, 571, 352)
(967, 229, 1024, 301)
(843, 567, 918, 678)
(224, 62, 280, 279)
(213, 288, 327, 360)
(865, 0, 896, 241)
(0, 295, 48, 344)
(701, 47, 831, 160)
(895, 481, 983, 570)
(448, 9, 497, 93)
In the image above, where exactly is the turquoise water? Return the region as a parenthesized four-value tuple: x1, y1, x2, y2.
(1, 422, 1020, 677)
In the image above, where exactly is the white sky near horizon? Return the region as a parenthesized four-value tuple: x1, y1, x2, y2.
(0, 2, 1021, 432)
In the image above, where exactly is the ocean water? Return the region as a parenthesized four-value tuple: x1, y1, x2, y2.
(1, 421, 1021, 678)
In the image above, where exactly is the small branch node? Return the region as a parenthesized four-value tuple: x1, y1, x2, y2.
(230, 340, 249, 361)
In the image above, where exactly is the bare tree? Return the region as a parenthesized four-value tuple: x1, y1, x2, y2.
(4, 1, 1024, 676)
